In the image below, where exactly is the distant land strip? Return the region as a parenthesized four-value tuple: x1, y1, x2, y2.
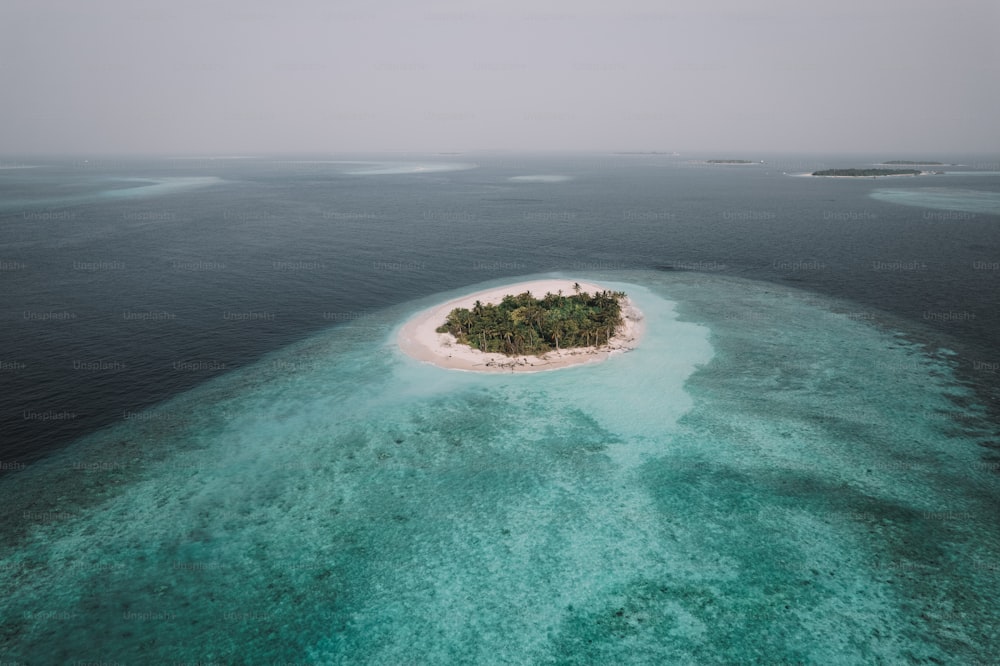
(812, 168, 921, 177)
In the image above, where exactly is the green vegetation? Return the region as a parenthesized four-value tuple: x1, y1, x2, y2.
(812, 168, 921, 177)
(436, 284, 626, 357)
(883, 160, 944, 165)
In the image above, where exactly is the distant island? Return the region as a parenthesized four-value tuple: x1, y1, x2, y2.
(812, 168, 921, 177)
(707, 159, 756, 164)
(881, 160, 945, 166)
(436, 285, 625, 356)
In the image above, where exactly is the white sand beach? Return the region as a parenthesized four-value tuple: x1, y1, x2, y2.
(397, 279, 645, 373)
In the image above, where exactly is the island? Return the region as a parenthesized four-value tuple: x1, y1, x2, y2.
(438, 285, 624, 356)
(397, 279, 644, 372)
(880, 160, 945, 166)
(812, 168, 921, 177)
(706, 159, 757, 164)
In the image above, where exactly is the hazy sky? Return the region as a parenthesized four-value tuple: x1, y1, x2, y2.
(2, 0, 998, 155)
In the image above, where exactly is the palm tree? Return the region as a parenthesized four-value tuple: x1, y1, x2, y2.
(546, 310, 565, 351)
(498, 318, 516, 354)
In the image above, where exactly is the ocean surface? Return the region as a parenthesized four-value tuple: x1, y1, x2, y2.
(1, 154, 998, 663)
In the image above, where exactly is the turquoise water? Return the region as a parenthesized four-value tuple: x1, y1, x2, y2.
(870, 187, 1000, 216)
(1, 271, 998, 663)
(0, 175, 222, 210)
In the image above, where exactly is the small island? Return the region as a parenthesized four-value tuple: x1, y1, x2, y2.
(812, 168, 921, 177)
(707, 159, 757, 164)
(397, 279, 644, 372)
(881, 160, 945, 166)
(437, 285, 625, 356)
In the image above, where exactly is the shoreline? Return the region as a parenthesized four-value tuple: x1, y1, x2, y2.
(397, 279, 645, 373)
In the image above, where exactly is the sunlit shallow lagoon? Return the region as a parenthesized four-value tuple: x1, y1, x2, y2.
(1, 270, 997, 663)
(0, 175, 224, 210)
(870, 187, 1000, 216)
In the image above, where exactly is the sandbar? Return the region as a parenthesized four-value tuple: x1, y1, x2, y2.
(397, 279, 645, 373)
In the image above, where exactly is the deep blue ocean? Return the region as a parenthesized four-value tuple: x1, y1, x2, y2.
(1, 154, 999, 662)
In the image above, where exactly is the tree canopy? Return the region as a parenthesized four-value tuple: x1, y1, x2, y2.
(436, 286, 626, 357)
(812, 168, 920, 177)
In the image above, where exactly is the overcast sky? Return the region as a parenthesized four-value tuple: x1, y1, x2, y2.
(2, 0, 998, 155)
